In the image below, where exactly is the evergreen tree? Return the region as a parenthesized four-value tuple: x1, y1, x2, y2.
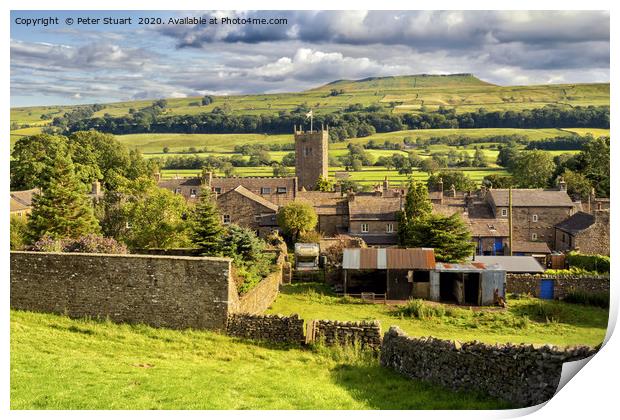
(398, 179, 433, 246)
(401, 213, 475, 263)
(189, 187, 224, 254)
(27, 147, 100, 242)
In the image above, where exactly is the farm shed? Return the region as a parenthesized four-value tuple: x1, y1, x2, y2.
(430, 262, 506, 306)
(341, 248, 436, 300)
(471, 256, 545, 274)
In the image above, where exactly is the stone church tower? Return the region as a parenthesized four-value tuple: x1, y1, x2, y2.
(294, 126, 329, 191)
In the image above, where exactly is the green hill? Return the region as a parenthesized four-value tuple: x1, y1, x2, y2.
(10, 74, 610, 128)
(312, 73, 495, 91)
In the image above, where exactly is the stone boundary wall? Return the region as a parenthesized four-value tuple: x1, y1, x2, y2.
(380, 327, 597, 407)
(226, 313, 305, 344)
(10, 251, 233, 330)
(506, 274, 610, 299)
(307, 319, 382, 349)
(235, 267, 282, 314)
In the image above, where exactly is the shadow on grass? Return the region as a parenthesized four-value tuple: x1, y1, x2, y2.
(329, 363, 513, 410)
(279, 282, 333, 296)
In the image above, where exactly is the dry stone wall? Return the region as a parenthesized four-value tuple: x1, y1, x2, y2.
(506, 274, 610, 299)
(10, 251, 234, 330)
(380, 327, 597, 407)
(226, 313, 305, 344)
(307, 319, 382, 349)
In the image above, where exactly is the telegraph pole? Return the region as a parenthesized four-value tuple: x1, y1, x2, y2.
(508, 187, 513, 256)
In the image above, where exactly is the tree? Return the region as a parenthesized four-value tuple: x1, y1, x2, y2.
(400, 213, 475, 262)
(482, 174, 514, 189)
(282, 152, 296, 167)
(351, 158, 363, 171)
(472, 147, 488, 167)
(277, 201, 318, 243)
(509, 150, 555, 188)
(496, 142, 520, 168)
(188, 188, 224, 254)
(10, 215, 28, 250)
(122, 182, 190, 249)
(579, 136, 610, 197)
(221, 162, 236, 177)
(220, 224, 265, 262)
(10, 134, 68, 190)
(315, 175, 334, 192)
(272, 163, 291, 177)
(420, 158, 439, 174)
(428, 171, 476, 192)
(27, 146, 100, 242)
(561, 169, 592, 201)
(402, 179, 432, 222)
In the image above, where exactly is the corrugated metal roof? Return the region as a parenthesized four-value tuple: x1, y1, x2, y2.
(471, 256, 545, 273)
(435, 262, 505, 272)
(342, 248, 435, 270)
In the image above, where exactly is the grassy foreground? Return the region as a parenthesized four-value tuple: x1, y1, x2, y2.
(11, 310, 511, 410)
(266, 283, 608, 347)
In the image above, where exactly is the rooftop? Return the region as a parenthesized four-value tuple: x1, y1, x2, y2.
(348, 196, 401, 221)
(470, 256, 545, 273)
(488, 189, 574, 207)
(555, 211, 596, 234)
(222, 185, 279, 213)
(342, 248, 436, 270)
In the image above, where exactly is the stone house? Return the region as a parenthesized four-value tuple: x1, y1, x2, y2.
(296, 191, 349, 236)
(216, 186, 280, 236)
(554, 210, 610, 255)
(10, 188, 39, 220)
(347, 194, 401, 246)
(485, 188, 577, 250)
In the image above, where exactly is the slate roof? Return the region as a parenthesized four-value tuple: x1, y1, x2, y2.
(488, 189, 574, 207)
(348, 196, 401, 221)
(222, 185, 279, 213)
(467, 218, 510, 237)
(554, 211, 595, 234)
(10, 188, 40, 212)
(296, 191, 348, 216)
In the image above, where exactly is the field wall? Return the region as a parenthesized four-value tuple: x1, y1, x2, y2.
(380, 327, 597, 407)
(506, 274, 610, 298)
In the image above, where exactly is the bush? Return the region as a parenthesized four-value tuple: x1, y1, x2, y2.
(564, 291, 609, 308)
(29, 234, 128, 254)
(393, 299, 446, 320)
(10, 216, 28, 250)
(566, 252, 610, 273)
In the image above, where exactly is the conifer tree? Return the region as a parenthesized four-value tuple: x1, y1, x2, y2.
(27, 147, 100, 242)
(189, 187, 224, 254)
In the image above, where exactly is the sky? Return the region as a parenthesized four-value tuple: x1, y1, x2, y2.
(10, 10, 610, 107)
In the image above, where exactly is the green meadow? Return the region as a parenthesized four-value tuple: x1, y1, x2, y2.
(10, 310, 511, 409)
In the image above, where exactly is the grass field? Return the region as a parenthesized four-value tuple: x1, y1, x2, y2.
(10, 310, 511, 409)
(10, 74, 609, 125)
(266, 284, 608, 347)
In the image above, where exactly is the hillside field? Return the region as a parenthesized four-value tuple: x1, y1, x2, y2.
(10, 310, 510, 409)
(10, 74, 609, 125)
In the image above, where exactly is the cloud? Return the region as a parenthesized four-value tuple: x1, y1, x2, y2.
(9, 11, 610, 106)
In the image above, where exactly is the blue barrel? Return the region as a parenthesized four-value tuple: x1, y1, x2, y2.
(540, 279, 555, 300)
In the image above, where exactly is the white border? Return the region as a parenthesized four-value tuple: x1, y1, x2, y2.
(2, 1, 617, 419)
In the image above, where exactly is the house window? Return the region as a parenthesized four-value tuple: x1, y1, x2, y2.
(277, 187, 287, 194)
(190, 189, 197, 198)
(17, 212, 22, 217)
(174, 188, 181, 194)
(386, 223, 394, 233)
(562, 233, 567, 242)
(261, 187, 271, 194)
(223, 215, 231, 224)
(213, 187, 222, 194)
(532, 214, 538, 222)
(361, 223, 369, 233)
(501, 208, 508, 217)
(531, 233, 538, 241)
(254, 215, 262, 222)
(304, 147, 313, 157)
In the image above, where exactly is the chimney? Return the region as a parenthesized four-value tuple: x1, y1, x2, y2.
(347, 190, 355, 202)
(91, 181, 101, 196)
(437, 177, 444, 194)
(201, 169, 212, 186)
(383, 176, 389, 193)
(479, 184, 487, 199)
(558, 177, 567, 192)
(450, 184, 456, 197)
